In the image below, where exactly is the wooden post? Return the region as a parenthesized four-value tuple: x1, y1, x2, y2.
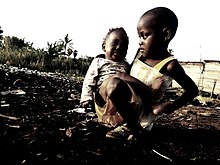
(210, 79, 217, 98)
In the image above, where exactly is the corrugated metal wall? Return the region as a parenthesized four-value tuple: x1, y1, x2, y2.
(172, 60, 220, 95)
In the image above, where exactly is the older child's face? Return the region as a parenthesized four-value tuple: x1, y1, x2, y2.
(137, 15, 164, 58)
(104, 31, 128, 62)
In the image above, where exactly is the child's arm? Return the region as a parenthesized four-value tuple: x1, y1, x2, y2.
(154, 60, 199, 115)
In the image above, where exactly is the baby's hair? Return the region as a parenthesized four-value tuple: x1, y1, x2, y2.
(102, 27, 129, 51)
(141, 7, 178, 39)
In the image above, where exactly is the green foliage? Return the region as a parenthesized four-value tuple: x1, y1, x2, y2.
(46, 34, 75, 58)
(0, 34, 92, 76)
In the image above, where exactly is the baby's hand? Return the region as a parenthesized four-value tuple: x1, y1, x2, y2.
(151, 77, 164, 90)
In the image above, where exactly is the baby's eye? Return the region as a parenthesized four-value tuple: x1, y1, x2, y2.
(111, 40, 119, 46)
(120, 43, 128, 49)
(111, 42, 117, 46)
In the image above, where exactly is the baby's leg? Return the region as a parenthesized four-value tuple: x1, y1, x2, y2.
(100, 77, 143, 133)
(99, 76, 132, 103)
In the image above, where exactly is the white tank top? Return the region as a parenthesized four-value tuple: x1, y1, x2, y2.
(130, 56, 175, 102)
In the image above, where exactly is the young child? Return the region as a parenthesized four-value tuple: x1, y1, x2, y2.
(80, 27, 161, 140)
(130, 7, 199, 128)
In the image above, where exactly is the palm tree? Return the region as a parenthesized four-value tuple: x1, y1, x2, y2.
(59, 34, 73, 56)
(0, 26, 3, 47)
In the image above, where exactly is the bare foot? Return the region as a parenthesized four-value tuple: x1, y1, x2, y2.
(153, 103, 164, 115)
(153, 102, 172, 115)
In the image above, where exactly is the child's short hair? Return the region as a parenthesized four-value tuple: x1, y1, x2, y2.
(102, 27, 129, 51)
(141, 7, 178, 40)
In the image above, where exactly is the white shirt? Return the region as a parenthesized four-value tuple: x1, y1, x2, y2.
(80, 57, 129, 103)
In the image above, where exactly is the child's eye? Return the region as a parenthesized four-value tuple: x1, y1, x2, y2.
(143, 35, 148, 39)
(142, 33, 149, 39)
(139, 32, 149, 40)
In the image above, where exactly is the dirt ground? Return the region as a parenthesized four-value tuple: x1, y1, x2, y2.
(0, 65, 220, 165)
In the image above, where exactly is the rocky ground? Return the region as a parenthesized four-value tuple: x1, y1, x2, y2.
(0, 64, 220, 165)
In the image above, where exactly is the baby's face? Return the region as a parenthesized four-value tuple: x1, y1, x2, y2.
(104, 31, 128, 62)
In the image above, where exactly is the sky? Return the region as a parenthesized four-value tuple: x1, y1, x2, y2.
(1, 0, 219, 63)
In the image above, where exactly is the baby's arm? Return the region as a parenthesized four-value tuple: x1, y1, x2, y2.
(151, 77, 164, 99)
(80, 59, 98, 108)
